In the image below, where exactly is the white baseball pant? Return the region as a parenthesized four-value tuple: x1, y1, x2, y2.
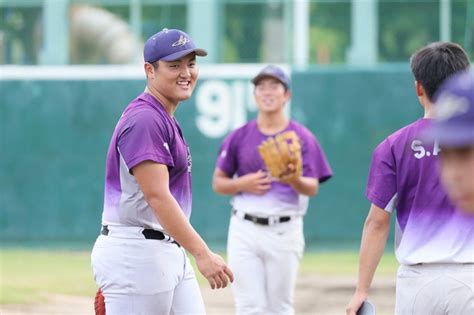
(227, 214, 304, 315)
(91, 226, 205, 315)
(395, 263, 474, 314)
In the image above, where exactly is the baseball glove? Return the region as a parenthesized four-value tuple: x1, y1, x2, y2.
(94, 288, 106, 315)
(258, 130, 302, 182)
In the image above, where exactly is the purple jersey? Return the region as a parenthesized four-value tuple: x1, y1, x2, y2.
(217, 120, 332, 216)
(367, 118, 474, 264)
(102, 92, 192, 230)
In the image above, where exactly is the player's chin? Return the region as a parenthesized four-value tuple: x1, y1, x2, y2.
(456, 199, 474, 215)
(176, 89, 194, 101)
(260, 106, 280, 114)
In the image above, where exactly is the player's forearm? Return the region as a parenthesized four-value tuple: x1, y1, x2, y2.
(355, 215, 390, 293)
(287, 176, 319, 196)
(147, 194, 210, 257)
(213, 175, 243, 195)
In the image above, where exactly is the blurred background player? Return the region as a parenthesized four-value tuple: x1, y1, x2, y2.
(212, 65, 332, 315)
(91, 28, 233, 315)
(346, 42, 474, 315)
(430, 70, 474, 214)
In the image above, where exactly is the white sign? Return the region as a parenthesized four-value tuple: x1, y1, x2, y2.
(195, 80, 257, 138)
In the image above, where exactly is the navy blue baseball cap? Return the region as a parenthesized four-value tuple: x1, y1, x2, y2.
(430, 70, 474, 147)
(252, 65, 290, 90)
(144, 28, 207, 63)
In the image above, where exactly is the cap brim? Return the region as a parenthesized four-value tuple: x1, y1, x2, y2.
(160, 48, 208, 62)
(251, 74, 288, 88)
(423, 125, 474, 148)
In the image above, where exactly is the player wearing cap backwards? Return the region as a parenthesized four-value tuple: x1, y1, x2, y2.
(212, 65, 333, 315)
(430, 70, 474, 215)
(91, 28, 233, 315)
(346, 42, 474, 315)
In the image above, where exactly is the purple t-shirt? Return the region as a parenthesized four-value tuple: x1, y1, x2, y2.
(367, 118, 474, 264)
(216, 120, 332, 216)
(102, 93, 192, 230)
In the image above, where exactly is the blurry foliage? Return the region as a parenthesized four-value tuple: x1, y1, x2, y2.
(378, 1, 439, 62)
(0, 0, 473, 65)
(377, 0, 473, 62)
(223, 37, 240, 63)
(69, 4, 186, 64)
(309, 1, 351, 64)
(223, 2, 264, 63)
(140, 5, 187, 40)
(452, 0, 474, 60)
(95, 4, 187, 39)
(0, 7, 41, 64)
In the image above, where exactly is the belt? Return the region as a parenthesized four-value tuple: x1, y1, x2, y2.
(232, 210, 291, 226)
(101, 225, 180, 247)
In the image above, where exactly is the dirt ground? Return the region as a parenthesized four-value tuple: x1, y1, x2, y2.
(1, 274, 395, 315)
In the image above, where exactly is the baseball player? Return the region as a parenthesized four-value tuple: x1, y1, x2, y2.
(429, 70, 474, 215)
(91, 28, 233, 315)
(346, 42, 474, 315)
(212, 65, 333, 315)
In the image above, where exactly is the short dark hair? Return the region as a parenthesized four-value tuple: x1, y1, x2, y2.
(410, 42, 470, 101)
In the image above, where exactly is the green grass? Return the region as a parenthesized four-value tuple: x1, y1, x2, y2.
(299, 251, 398, 275)
(0, 250, 97, 304)
(0, 249, 398, 305)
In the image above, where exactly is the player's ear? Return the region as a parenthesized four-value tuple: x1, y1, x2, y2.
(415, 80, 424, 97)
(284, 89, 292, 101)
(144, 62, 155, 80)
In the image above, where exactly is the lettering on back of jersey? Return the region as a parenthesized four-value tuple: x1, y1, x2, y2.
(411, 140, 440, 159)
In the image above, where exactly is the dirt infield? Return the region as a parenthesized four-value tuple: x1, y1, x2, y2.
(1, 274, 395, 315)
(202, 274, 395, 315)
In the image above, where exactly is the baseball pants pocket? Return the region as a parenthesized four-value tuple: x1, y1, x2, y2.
(227, 216, 267, 314)
(269, 217, 305, 258)
(92, 235, 183, 295)
(395, 263, 474, 315)
(170, 254, 206, 315)
(264, 219, 304, 315)
(227, 216, 303, 315)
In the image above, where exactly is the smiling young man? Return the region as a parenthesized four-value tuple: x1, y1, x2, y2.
(212, 65, 332, 315)
(91, 28, 233, 315)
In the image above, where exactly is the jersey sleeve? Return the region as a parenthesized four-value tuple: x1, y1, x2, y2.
(301, 131, 333, 183)
(117, 111, 174, 172)
(366, 139, 397, 212)
(216, 131, 239, 177)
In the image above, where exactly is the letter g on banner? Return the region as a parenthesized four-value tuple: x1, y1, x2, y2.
(196, 80, 232, 138)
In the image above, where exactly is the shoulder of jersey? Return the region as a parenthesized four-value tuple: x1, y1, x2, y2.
(386, 119, 423, 144)
(288, 120, 316, 138)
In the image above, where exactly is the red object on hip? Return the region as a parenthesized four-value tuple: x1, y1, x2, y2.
(94, 288, 106, 315)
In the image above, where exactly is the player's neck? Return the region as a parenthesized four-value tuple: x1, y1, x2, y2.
(424, 107, 434, 119)
(418, 91, 435, 119)
(257, 112, 289, 135)
(144, 86, 177, 117)
(420, 97, 434, 119)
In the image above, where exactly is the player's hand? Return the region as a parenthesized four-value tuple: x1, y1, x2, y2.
(346, 290, 368, 315)
(279, 162, 300, 184)
(195, 250, 234, 290)
(238, 170, 272, 195)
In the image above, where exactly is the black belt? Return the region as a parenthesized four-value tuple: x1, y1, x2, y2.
(101, 225, 180, 247)
(233, 210, 291, 225)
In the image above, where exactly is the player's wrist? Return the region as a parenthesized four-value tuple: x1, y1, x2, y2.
(181, 233, 210, 258)
(355, 286, 369, 295)
(234, 177, 246, 193)
(190, 244, 211, 260)
(281, 175, 300, 184)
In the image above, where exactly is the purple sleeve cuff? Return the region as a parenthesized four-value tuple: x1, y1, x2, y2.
(126, 153, 174, 172)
